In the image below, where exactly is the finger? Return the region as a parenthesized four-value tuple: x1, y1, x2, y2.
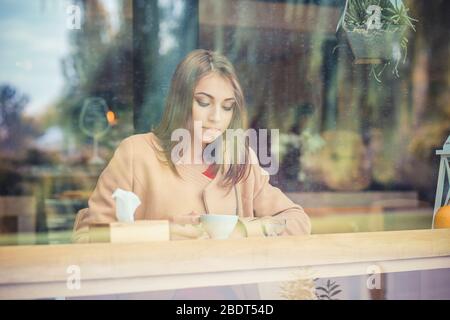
(171, 215, 199, 225)
(187, 211, 201, 224)
(189, 214, 200, 225)
(171, 213, 201, 225)
(170, 223, 204, 239)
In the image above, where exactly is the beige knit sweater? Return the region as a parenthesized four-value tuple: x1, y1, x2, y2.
(73, 132, 311, 242)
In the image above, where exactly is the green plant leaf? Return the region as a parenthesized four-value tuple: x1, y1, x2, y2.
(330, 284, 340, 292)
(331, 290, 343, 297)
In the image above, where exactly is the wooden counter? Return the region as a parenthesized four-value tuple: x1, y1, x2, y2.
(1, 229, 449, 299)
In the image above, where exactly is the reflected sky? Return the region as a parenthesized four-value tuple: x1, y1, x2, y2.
(0, 0, 121, 117)
(0, 0, 71, 116)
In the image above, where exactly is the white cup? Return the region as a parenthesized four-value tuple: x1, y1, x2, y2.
(200, 214, 238, 240)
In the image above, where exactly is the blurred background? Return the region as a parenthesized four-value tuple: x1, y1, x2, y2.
(0, 0, 449, 245)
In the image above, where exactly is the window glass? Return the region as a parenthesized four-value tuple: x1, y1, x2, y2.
(0, 0, 448, 245)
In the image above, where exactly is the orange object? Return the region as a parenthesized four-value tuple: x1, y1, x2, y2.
(106, 110, 116, 125)
(434, 205, 450, 229)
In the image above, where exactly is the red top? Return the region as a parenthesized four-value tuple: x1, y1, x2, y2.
(202, 164, 216, 179)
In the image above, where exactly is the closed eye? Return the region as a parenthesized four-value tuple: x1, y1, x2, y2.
(196, 99, 210, 107)
(223, 104, 234, 111)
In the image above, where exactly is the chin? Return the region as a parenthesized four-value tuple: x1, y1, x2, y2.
(202, 138, 216, 145)
(202, 133, 223, 144)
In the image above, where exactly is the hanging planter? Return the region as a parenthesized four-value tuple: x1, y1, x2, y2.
(336, 0, 417, 81)
(344, 28, 403, 64)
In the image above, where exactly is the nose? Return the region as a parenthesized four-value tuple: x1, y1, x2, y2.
(208, 103, 221, 122)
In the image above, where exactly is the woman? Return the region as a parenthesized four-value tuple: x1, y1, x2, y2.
(73, 49, 311, 243)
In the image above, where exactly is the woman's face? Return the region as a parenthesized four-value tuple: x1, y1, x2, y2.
(192, 72, 235, 145)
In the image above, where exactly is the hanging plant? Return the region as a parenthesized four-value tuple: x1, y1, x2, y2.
(336, 0, 417, 82)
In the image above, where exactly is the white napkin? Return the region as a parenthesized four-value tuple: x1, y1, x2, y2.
(112, 188, 141, 222)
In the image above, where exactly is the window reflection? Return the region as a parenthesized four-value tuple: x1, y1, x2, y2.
(0, 0, 135, 245)
(0, 0, 449, 245)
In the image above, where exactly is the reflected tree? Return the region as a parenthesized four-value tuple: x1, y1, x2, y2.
(53, 0, 135, 159)
(133, 0, 199, 133)
(0, 85, 36, 158)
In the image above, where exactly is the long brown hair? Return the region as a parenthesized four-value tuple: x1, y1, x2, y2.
(152, 49, 250, 188)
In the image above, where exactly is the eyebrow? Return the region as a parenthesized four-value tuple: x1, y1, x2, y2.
(194, 92, 235, 101)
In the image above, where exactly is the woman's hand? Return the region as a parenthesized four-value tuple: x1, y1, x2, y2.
(169, 211, 209, 240)
(234, 216, 287, 238)
(261, 217, 287, 236)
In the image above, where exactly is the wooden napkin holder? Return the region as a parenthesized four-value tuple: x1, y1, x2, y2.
(89, 220, 170, 243)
